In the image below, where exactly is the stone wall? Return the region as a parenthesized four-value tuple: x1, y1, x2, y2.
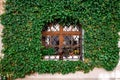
(0, 0, 120, 80)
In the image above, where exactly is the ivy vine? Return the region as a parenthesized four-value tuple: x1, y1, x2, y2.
(0, 0, 120, 79)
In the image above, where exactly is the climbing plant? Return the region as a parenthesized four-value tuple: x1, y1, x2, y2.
(0, 0, 120, 79)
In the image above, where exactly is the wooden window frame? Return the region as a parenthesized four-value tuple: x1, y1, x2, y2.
(42, 23, 82, 60)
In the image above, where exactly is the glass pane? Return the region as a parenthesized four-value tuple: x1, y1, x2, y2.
(63, 47, 71, 57)
(42, 36, 51, 47)
(42, 26, 51, 32)
(54, 47, 59, 54)
(72, 35, 80, 46)
(51, 24, 60, 31)
(51, 36, 59, 46)
(45, 36, 50, 46)
(63, 36, 72, 46)
(63, 26, 72, 31)
(73, 47, 80, 55)
(72, 25, 80, 31)
(47, 27, 51, 31)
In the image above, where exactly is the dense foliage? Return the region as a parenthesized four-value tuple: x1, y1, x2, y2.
(0, 0, 120, 79)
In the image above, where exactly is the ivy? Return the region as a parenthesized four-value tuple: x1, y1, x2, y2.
(0, 0, 120, 79)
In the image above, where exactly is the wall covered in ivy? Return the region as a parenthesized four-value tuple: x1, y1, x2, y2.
(0, 0, 120, 79)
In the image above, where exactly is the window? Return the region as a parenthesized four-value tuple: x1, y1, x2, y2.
(42, 23, 83, 61)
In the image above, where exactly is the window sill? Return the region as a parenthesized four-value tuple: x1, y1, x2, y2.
(44, 55, 80, 61)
